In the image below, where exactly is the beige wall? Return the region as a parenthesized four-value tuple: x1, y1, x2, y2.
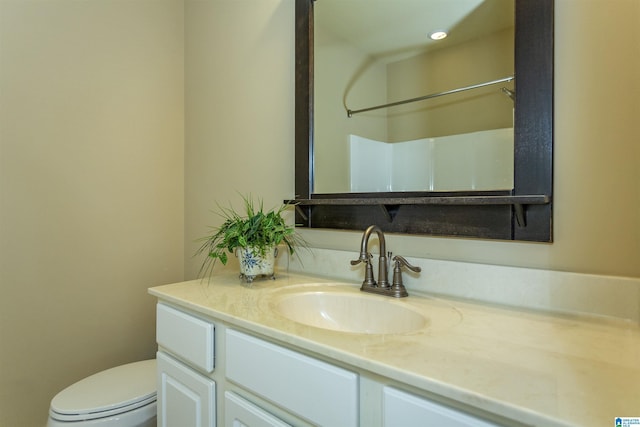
(0, 1, 184, 425)
(185, 0, 640, 281)
(184, 0, 295, 275)
(0, 0, 637, 425)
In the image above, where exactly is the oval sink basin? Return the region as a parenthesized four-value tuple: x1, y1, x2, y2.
(273, 291, 427, 334)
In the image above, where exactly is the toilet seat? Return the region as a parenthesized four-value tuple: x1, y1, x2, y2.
(49, 359, 156, 422)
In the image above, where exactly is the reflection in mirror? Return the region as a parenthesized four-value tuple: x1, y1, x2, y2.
(293, 0, 553, 242)
(314, 0, 516, 194)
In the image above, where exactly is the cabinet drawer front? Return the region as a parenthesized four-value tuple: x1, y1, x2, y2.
(225, 391, 291, 427)
(383, 387, 499, 427)
(157, 303, 215, 372)
(226, 329, 358, 427)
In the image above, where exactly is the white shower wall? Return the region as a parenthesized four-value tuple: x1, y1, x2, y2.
(350, 128, 514, 192)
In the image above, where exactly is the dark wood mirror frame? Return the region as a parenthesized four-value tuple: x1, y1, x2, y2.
(292, 0, 553, 242)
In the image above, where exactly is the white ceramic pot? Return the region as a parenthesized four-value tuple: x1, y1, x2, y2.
(235, 246, 278, 283)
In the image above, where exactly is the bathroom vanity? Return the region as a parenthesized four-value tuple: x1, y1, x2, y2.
(150, 271, 640, 427)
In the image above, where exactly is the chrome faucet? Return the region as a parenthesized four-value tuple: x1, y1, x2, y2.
(351, 225, 422, 298)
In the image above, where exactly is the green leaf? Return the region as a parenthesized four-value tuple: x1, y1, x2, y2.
(194, 194, 309, 279)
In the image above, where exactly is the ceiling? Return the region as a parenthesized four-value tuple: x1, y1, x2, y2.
(315, 0, 515, 59)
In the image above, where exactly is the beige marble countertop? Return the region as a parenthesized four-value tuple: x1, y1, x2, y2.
(149, 272, 640, 427)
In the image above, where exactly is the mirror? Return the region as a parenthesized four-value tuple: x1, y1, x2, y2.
(293, 0, 553, 242)
(314, 0, 515, 194)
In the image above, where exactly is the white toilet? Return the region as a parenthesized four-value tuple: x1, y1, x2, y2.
(47, 359, 157, 427)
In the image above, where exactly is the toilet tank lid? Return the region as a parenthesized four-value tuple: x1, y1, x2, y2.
(51, 359, 156, 416)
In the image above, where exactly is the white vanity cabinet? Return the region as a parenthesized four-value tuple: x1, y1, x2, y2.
(156, 303, 216, 427)
(155, 302, 358, 427)
(154, 301, 503, 427)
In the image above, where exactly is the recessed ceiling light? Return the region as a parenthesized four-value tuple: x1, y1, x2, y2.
(429, 31, 448, 41)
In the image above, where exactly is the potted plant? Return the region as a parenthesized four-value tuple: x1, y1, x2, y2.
(196, 195, 306, 283)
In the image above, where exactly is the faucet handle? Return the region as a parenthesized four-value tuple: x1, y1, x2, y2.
(390, 255, 421, 297)
(392, 255, 421, 273)
(350, 252, 372, 266)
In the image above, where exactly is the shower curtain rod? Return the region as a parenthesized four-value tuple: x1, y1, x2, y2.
(346, 76, 515, 117)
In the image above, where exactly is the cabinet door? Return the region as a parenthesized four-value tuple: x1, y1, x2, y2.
(383, 387, 499, 427)
(157, 352, 216, 427)
(225, 391, 291, 427)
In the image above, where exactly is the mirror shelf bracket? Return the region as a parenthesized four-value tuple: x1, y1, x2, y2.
(514, 203, 526, 227)
(293, 204, 309, 222)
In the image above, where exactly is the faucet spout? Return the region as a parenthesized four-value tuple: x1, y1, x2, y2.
(358, 225, 389, 288)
